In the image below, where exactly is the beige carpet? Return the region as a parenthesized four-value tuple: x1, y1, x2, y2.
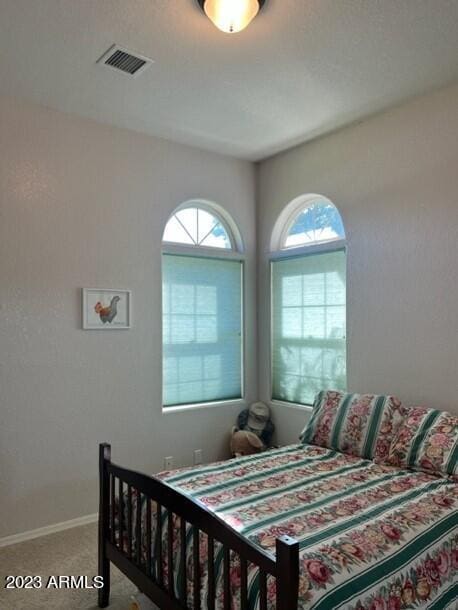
(0, 522, 137, 609)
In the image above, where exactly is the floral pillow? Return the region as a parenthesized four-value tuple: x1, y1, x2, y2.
(300, 390, 405, 462)
(386, 407, 458, 478)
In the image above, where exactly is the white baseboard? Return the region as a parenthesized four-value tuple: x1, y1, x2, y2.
(0, 513, 98, 548)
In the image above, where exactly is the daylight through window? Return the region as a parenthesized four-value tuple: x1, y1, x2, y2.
(271, 197, 347, 405)
(163, 206, 232, 249)
(162, 204, 243, 408)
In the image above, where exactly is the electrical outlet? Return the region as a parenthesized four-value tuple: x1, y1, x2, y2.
(164, 456, 174, 470)
(194, 449, 202, 465)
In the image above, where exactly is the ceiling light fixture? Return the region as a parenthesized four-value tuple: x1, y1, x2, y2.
(198, 0, 265, 34)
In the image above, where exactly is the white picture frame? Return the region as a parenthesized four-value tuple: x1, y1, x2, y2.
(82, 288, 131, 330)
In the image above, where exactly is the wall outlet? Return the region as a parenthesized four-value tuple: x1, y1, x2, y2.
(193, 449, 202, 465)
(164, 456, 174, 470)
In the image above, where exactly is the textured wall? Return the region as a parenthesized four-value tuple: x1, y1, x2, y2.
(0, 96, 257, 538)
(257, 83, 458, 446)
(2, 83, 458, 538)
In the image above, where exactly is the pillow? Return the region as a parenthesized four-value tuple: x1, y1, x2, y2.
(386, 406, 458, 478)
(300, 390, 405, 462)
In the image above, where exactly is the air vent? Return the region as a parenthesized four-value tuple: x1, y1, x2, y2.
(97, 44, 153, 77)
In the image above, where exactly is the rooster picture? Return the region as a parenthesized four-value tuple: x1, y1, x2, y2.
(94, 295, 121, 324)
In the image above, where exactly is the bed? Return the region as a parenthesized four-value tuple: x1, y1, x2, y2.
(97, 393, 457, 609)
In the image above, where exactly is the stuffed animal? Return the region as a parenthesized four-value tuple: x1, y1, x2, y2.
(230, 428, 264, 457)
(230, 402, 275, 457)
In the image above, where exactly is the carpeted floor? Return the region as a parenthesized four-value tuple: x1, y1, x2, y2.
(0, 522, 138, 609)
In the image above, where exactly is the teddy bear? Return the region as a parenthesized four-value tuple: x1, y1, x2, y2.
(230, 402, 275, 457)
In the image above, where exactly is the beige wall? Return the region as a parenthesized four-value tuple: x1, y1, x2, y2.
(2, 82, 458, 539)
(257, 83, 458, 446)
(0, 96, 257, 538)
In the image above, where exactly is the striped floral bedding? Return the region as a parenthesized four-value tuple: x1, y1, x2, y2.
(138, 444, 457, 609)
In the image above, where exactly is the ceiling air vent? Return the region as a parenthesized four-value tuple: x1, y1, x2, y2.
(97, 44, 153, 77)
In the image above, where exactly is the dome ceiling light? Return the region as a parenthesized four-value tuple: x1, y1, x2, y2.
(197, 0, 266, 34)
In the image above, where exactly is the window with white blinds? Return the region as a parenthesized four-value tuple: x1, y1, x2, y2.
(271, 249, 346, 405)
(163, 254, 243, 407)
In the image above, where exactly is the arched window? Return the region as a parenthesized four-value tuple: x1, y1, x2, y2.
(163, 205, 233, 249)
(270, 195, 347, 406)
(282, 199, 345, 248)
(162, 201, 243, 409)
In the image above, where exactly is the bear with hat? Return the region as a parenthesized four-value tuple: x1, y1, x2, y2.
(230, 402, 275, 457)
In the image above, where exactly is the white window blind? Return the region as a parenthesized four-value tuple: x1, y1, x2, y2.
(271, 250, 346, 405)
(163, 254, 243, 407)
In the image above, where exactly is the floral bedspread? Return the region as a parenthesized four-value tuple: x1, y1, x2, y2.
(144, 444, 458, 609)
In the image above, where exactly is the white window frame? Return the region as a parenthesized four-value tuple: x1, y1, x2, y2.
(269, 195, 347, 410)
(162, 200, 246, 412)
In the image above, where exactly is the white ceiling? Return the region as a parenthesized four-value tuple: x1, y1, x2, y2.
(1, 0, 458, 161)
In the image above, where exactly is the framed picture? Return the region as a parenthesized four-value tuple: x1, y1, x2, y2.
(82, 288, 131, 330)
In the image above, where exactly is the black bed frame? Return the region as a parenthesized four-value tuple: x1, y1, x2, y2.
(98, 443, 300, 609)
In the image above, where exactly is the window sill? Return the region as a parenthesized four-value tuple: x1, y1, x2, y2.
(163, 399, 245, 414)
(270, 399, 313, 412)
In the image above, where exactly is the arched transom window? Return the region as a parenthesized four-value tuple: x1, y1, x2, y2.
(163, 205, 233, 250)
(282, 199, 345, 249)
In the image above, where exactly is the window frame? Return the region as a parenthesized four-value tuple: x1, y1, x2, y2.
(270, 196, 347, 410)
(162, 201, 245, 412)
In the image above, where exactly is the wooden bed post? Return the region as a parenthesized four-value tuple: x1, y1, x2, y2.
(98, 443, 111, 608)
(276, 535, 299, 610)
